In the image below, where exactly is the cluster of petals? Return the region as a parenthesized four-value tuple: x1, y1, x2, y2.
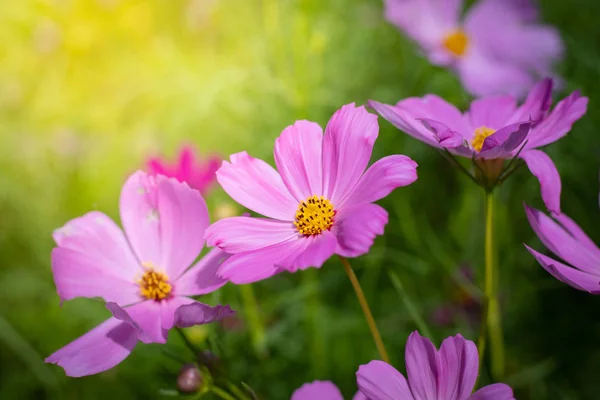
(205, 103, 419, 284)
(46, 171, 234, 377)
(383, 0, 564, 97)
(370, 78, 588, 213)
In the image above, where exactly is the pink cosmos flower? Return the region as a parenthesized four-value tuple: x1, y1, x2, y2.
(204, 104, 418, 284)
(46, 171, 234, 377)
(292, 381, 367, 400)
(370, 79, 588, 213)
(147, 144, 220, 195)
(357, 332, 514, 400)
(383, 0, 563, 97)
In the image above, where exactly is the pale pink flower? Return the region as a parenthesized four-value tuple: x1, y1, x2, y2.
(292, 380, 367, 400)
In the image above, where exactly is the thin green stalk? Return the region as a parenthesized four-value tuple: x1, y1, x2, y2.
(211, 387, 237, 400)
(239, 284, 267, 357)
(176, 327, 199, 356)
(389, 271, 434, 341)
(339, 256, 390, 363)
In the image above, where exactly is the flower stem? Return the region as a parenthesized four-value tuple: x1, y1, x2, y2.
(176, 327, 198, 356)
(481, 191, 504, 380)
(211, 387, 237, 400)
(339, 256, 390, 364)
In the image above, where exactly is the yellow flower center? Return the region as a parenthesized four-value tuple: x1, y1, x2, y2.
(443, 30, 469, 57)
(294, 195, 335, 236)
(139, 262, 172, 301)
(471, 126, 496, 153)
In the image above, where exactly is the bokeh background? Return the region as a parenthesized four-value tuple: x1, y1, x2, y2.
(1, 0, 600, 399)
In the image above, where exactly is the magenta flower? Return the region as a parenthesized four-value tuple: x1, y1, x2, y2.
(46, 171, 234, 377)
(370, 79, 587, 213)
(147, 144, 220, 195)
(383, 0, 563, 97)
(204, 104, 418, 284)
(525, 200, 600, 294)
(357, 332, 514, 400)
(292, 381, 367, 400)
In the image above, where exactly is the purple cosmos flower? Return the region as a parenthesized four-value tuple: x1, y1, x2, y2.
(291, 380, 367, 400)
(46, 171, 234, 377)
(204, 104, 418, 284)
(370, 79, 587, 213)
(525, 199, 600, 294)
(357, 332, 514, 400)
(383, 0, 563, 97)
(147, 144, 220, 195)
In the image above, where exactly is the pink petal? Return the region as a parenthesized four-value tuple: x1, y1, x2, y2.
(278, 230, 338, 273)
(274, 120, 324, 201)
(291, 380, 344, 400)
(51, 211, 140, 304)
(204, 216, 296, 253)
(520, 150, 561, 214)
(176, 145, 196, 184)
(478, 122, 530, 159)
(356, 360, 413, 400)
(338, 155, 418, 208)
(467, 96, 517, 131)
(405, 331, 439, 400)
(147, 158, 171, 177)
(509, 78, 553, 124)
(45, 317, 137, 377)
(524, 205, 600, 275)
(119, 171, 209, 281)
(419, 118, 467, 148)
(468, 383, 515, 400)
(333, 203, 388, 258)
(175, 248, 230, 297)
(352, 392, 368, 400)
(216, 151, 297, 220)
(107, 301, 165, 344)
(437, 334, 479, 400)
(552, 212, 600, 258)
(524, 245, 600, 294)
(161, 296, 235, 331)
(322, 104, 379, 204)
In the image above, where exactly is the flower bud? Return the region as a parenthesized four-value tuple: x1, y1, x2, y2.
(177, 363, 202, 393)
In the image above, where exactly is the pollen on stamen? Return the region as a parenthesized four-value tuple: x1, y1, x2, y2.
(471, 126, 496, 153)
(443, 29, 469, 57)
(139, 262, 172, 301)
(294, 195, 335, 236)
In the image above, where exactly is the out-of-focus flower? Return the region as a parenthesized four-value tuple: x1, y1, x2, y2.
(525, 199, 600, 294)
(177, 364, 203, 393)
(370, 79, 587, 212)
(382, 0, 563, 97)
(357, 332, 514, 400)
(291, 380, 367, 400)
(431, 264, 481, 328)
(205, 104, 418, 284)
(46, 171, 234, 377)
(147, 145, 220, 195)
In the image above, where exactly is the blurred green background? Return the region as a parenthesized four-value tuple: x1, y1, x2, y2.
(1, 0, 600, 399)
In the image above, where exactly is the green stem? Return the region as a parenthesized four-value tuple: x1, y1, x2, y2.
(239, 284, 267, 357)
(339, 256, 390, 363)
(211, 387, 237, 400)
(176, 327, 198, 356)
(389, 271, 434, 341)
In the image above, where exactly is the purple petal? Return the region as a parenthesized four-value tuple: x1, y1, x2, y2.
(339, 155, 418, 208)
(552, 212, 600, 258)
(524, 205, 600, 275)
(524, 245, 600, 294)
(352, 392, 368, 400)
(107, 301, 165, 344)
(467, 96, 518, 131)
(437, 334, 479, 400)
(175, 248, 230, 297)
(119, 171, 209, 281)
(204, 216, 296, 253)
(215, 151, 297, 220)
(45, 318, 137, 377)
(279, 230, 338, 273)
(291, 380, 344, 400)
(322, 104, 379, 205)
(520, 150, 561, 213)
(333, 203, 388, 258)
(509, 78, 553, 125)
(419, 118, 467, 148)
(405, 331, 439, 400)
(51, 211, 140, 304)
(166, 298, 235, 330)
(478, 122, 530, 158)
(356, 360, 413, 400)
(274, 120, 324, 201)
(468, 383, 515, 400)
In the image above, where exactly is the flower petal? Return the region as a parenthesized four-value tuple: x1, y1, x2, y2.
(334, 203, 388, 258)
(291, 380, 344, 400)
(520, 150, 561, 213)
(356, 360, 413, 400)
(468, 383, 515, 400)
(524, 205, 600, 275)
(405, 331, 439, 400)
(552, 212, 600, 258)
(352, 392, 368, 400)
(509, 78, 553, 124)
(478, 122, 530, 159)
(322, 104, 379, 204)
(419, 118, 467, 148)
(216, 151, 297, 220)
(339, 155, 418, 208)
(467, 96, 518, 131)
(45, 318, 137, 377)
(175, 248, 230, 297)
(437, 334, 479, 400)
(274, 120, 324, 201)
(107, 301, 165, 344)
(279, 230, 338, 273)
(51, 211, 140, 304)
(204, 216, 296, 253)
(119, 171, 210, 280)
(524, 245, 600, 294)
(162, 297, 235, 331)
